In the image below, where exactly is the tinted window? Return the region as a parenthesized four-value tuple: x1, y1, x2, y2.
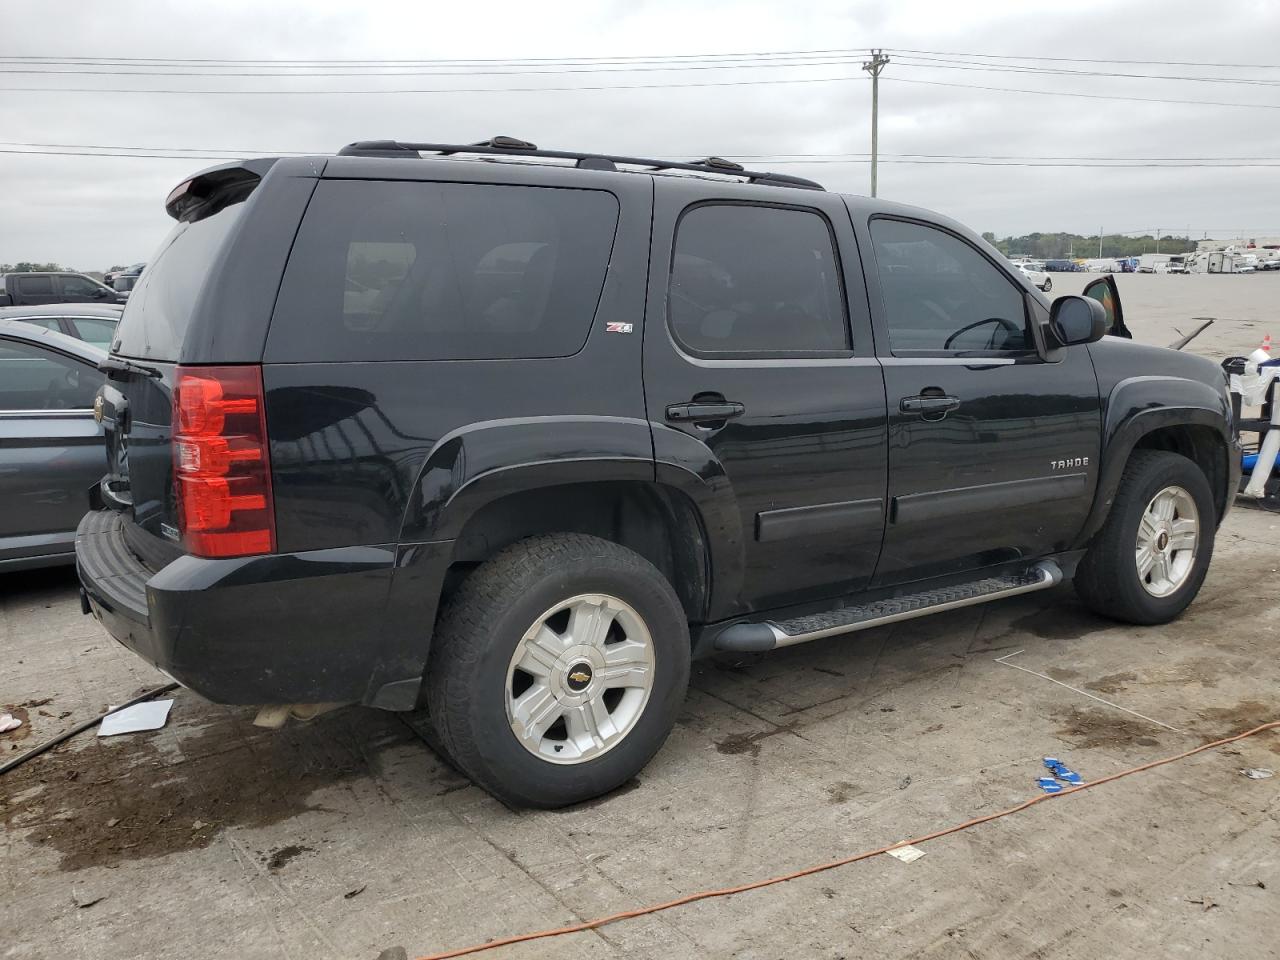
(0, 338, 103, 410)
(669, 204, 848, 355)
(267, 180, 620, 362)
(60, 275, 101, 297)
(870, 219, 1029, 353)
(17, 276, 53, 295)
(113, 201, 245, 360)
(69, 317, 119, 348)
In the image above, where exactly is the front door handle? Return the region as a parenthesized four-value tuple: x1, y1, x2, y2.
(900, 394, 961, 419)
(666, 401, 746, 424)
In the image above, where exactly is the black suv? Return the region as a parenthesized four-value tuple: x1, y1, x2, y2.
(76, 138, 1240, 807)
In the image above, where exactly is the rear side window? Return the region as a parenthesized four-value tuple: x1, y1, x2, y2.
(112, 202, 245, 360)
(17, 276, 53, 295)
(267, 180, 620, 362)
(668, 204, 849, 356)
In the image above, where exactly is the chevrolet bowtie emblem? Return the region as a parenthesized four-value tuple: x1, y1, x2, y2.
(568, 671, 591, 684)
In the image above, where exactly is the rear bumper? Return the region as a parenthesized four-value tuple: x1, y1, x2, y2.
(75, 510, 453, 709)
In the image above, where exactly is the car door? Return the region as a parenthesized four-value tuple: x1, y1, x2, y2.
(644, 181, 888, 616)
(856, 213, 1102, 586)
(0, 334, 105, 563)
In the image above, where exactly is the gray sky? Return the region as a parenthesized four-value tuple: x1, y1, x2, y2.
(3, 0, 1279, 268)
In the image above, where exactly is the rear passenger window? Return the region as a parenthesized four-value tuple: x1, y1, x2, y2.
(870, 219, 1030, 354)
(668, 204, 849, 356)
(17, 276, 53, 295)
(268, 181, 620, 362)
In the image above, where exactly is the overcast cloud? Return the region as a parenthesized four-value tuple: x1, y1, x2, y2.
(2, 0, 1279, 268)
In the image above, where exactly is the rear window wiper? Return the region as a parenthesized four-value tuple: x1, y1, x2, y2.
(98, 355, 162, 380)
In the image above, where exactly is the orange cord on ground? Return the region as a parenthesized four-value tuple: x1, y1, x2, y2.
(415, 720, 1280, 960)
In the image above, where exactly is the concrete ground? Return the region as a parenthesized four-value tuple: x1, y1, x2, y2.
(3, 274, 1279, 960)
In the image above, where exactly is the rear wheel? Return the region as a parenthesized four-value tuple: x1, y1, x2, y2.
(1075, 450, 1215, 624)
(1042, 277, 1053, 292)
(426, 534, 690, 808)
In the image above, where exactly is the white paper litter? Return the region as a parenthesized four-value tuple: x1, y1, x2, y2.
(1239, 768, 1275, 780)
(887, 844, 926, 863)
(0, 713, 22, 734)
(98, 699, 173, 737)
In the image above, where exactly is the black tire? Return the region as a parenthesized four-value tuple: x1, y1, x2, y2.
(426, 534, 690, 808)
(1074, 450, 1216, 624)
(1042, 277, 1053, 293)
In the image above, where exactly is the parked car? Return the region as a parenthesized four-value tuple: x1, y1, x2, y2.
(0, 272, 127, 307)
(1015, 261, 1053, 292)
(0, 304, 122, 350)
(1044, 259, 1081, 272)
(112, 263, 146, 294)
(77, 139, 1241, 808)
(1, 320, 106, 571)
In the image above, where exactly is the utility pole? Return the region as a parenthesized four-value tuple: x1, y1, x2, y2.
(1098, 227, 1104, 259)
(862, 49, 890, 197)
(1155, 228, 1160, 254)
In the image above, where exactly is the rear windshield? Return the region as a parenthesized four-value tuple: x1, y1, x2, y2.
(112, 202, 244, 360)
(265, 180, 619, 362)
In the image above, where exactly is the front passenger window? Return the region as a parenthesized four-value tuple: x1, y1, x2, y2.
(870, 219, 1030, 354)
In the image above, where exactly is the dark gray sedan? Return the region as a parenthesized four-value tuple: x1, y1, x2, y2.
(0, 319, 106, 570)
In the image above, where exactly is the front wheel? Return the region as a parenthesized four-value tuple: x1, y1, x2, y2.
(426, 534, 690, 808)
(1041, 277, 1053, 292)
(1075, 450, 1215, 624)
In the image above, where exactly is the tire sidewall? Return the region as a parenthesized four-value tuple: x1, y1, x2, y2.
(457, 553, 689, 807)
(1112, 455, 1215, 622)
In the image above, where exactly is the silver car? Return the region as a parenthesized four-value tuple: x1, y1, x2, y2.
(0, 319, 107, 570)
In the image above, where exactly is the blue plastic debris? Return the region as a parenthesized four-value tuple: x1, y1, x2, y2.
(1036, 777, 1063, 794)
(1044, 756, 1083, 784)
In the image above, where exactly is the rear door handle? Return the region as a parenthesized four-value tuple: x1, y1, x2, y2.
(666, 401, 745, 424)
(900, 395, 961, 417)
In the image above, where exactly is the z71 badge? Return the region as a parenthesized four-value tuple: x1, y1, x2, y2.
(1051, 457, 1089, 469)
(605, 322, 633, 334)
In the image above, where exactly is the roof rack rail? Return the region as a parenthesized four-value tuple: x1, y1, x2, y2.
(336, 137, 824, 191)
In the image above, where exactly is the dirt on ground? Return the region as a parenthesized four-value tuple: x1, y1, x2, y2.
(0, 707, 466, 872)
(1053, 706, 1163, 749)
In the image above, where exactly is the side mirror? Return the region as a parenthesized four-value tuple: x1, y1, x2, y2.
(1048, 295, 1106, 347)
(91, 287, 107, 299)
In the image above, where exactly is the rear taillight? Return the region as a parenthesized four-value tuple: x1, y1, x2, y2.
(173, 365, 275, 558)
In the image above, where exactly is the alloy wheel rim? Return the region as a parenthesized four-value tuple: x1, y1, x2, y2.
(1135, 485, 1199, 598)
(505, 593, 655, 765)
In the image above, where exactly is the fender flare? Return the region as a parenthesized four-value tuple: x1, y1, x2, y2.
(397, 416, 745, 620)
(1074, 376, 1232, 547)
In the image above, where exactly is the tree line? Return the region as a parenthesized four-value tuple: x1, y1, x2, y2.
(980, 232, 1197, 260)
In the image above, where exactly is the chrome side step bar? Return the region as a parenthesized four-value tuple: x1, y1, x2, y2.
(714, 560, 1062, 653)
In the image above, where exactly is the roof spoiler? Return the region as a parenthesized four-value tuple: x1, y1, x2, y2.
(165, 158, 278, 222)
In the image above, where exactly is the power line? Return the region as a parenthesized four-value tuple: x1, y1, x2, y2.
(3, 53, 1278, 86)
(890, 49, 1280, 70)
(2, 145, 1277, 168)
(889, 54, 1280, 86)
(6, 47, 1280, 70)
(889, 76, 1280, 109)
(7, 139, 1280, 162)
(0, 47, 870, 66)
(0, 58, 880, 79)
